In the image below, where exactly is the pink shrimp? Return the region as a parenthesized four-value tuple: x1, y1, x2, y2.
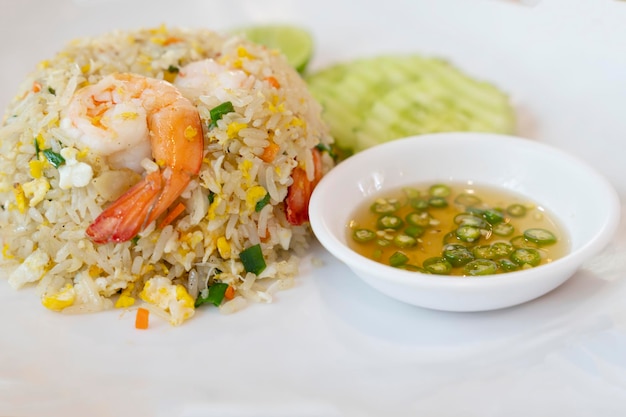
(285, 148, 323, 225)
(62, 73, 204, 243)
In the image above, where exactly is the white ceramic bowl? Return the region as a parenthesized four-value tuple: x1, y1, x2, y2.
(309, 133, 621, 312)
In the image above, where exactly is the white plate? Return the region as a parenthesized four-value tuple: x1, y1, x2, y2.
(2, 1, 626, 416)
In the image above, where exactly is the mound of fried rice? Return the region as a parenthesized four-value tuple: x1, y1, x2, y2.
(0, 25, 333, 325)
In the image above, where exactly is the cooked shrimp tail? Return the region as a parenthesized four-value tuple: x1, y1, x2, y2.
(63, 73, 204, 243)
(285, 147, 322, 225)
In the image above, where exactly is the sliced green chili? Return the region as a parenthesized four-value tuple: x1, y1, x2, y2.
(429, 184, 451, 197)
(389, 251, 409, 267)
(353, 228, 376, 243)
(443, 244, 474, 267)
(492, 222, 514, 236)
(370, 199, 399, 215)
(377, 215, 404, 230)
(454, 193, 481, 207)
(464, 259, 498, 276)
(423, 257, 452, 275)
(506, 204, 527, 217)
(523, 228, 557, 245)
(428, 196, 448, 208)
(456, 225, 481, 243)
(404, 225, 425, 238)
(510, 248, 541, 267)
(393, 234, 417, 248)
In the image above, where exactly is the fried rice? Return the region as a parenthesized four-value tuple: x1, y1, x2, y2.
(0, 25, 333, 325)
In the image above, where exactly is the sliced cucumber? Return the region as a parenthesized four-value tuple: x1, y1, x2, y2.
(306, 55, 515, 154)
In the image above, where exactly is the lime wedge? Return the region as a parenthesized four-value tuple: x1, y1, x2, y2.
(233, 24, 314, 73)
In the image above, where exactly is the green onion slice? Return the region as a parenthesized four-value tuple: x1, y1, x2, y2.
(240, 244, 267, 275)
(194, 282, 229, 307)
(209, 101, 235, 129)
(42, 149, 65, 168)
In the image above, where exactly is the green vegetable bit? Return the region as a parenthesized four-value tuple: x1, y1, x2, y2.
(209, 101, 235, 129)
(353, 228, 376, 243)
(240, 244, 266, 275)
(510, 248, 542, 267)
(42, 149, 65, 168)
(506, 204, 527, 217)
(255, 192, 271, 212)
(377, 215, 404, 230)
(393, 234, 417, 248)
(464, 259, 498, 276)
(194, 282, 229, 307)
(443, 244, 475, 267)
(523, 228, 557, 245)
(389, 251, 409, 267)
(423, 257, 452, 275)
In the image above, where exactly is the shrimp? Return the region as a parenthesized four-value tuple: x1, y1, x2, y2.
(61, 73, 204, 243)
(285, 148, 323, 225)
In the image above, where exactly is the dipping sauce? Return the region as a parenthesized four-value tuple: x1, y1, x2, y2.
(347, 183, 569, 276)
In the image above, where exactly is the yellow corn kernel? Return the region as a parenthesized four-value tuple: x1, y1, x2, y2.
(81, 63, 91, 74)
(37, 60, 50, 70)
(217, 236, 231, 259)
(42, 284, 76, 311)
(12, 183, 27, 213)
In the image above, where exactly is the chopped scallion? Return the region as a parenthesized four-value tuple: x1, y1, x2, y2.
(255, 193, 271, 212)
(194, 282, 229, 307)
(240, 244, 266, 275)
(42, 149, 65, 168)
(209, 101, 235, 129)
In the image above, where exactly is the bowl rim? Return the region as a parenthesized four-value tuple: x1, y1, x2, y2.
(309, 132, 621, 289)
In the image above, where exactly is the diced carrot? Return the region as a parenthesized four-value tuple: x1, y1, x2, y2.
(135, 307, 149, 330)
(265, 76, 280, 89)
(32, 82, 42, 93)
(260, 142, 280, 163)
(158, 202, 186, 229)
(163, 36, 183, 46)
(224, 285, 235, 300)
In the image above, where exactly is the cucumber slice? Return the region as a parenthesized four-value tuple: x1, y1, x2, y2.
(306, 55, 515, 153)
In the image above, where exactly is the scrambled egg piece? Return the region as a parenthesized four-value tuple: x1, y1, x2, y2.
(58, 147, 93, 190)
(8, 248, 50, 289)
(22, 177, 50, 207)
(139, 277, 195, 325)
(42, 283, 76, 311)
